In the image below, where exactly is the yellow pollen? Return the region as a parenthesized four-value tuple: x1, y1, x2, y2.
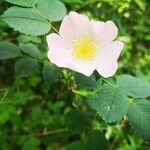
(73, 36, 96, 60)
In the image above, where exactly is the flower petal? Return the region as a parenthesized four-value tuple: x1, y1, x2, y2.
(95, 40, 123, 78)
(91, 20, 104, 42)
(59, 11, 91, 42)
(66, 60, 94, 76)
(47, 33, 71, 67)
(109, 41, 124, 60)
(91, 20, 118, 42)
(102, 21, 118, 42)
(96, 61, 118, 78)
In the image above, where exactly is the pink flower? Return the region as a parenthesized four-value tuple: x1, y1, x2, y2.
(47, 12, 123, 77)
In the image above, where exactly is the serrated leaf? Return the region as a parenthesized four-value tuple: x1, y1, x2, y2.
(0, 41, 21, 59)
(87, 84, 129, 123)
(1, 7, 51, 36)
(4, 0, 37, 7)
(74, 72, 97, 89)
(85, 130, 108, 150)
(15, 57, 39, 77)
(65, 110, 90, 132)
(117, 75, 150, 98)
(19, 43, 40, 58)
(37, 0, 66, 21)
(42, 63, 59, 83)
(127, 100, 150, 140)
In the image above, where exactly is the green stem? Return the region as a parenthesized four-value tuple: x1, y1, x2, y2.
(101, 78, 116, 88)
(51, 25, 59, 34)
(37, 128, 68, 137)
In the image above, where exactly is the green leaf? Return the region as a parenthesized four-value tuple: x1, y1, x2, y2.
(65, 110, 90, 132)
(42, 63, 59, 83)
(74, 72, 97, 89)
(0, 111, 10, 124)
(87, 84, 129, 123)
(15, 57, 39, 77)
(18, 35, 42, 44)
(4, 0, 37, 7)
(117, 75, 150, 98)
(0, 104, 16, 124)
(19, 43, 40, 58)
(31, 106, 49, 124)
(6, 91, 34, 105)
(127, 99, 150, 140)
(66, 141, 86, 150)
(37, 0, 66, 21)
(0, 41, 21, 59)
(64, 0, 84, 4)
(85, 130, 108, 150)
(1, 7, 51, 36)
(22, 136, 40, 150)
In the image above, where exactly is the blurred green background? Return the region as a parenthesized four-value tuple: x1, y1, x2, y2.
(0, 0, 150, 149)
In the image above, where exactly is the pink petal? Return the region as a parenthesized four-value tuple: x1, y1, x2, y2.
(103, 21, 118, 42)
(47, 33, 71, 67)
(59, 11, 91, 42)
(95, 41, 124, 78)
(69, 61, 94, 76)
(96, 61, 118, 78)
(91, 20, 118, 42)
(91, 20, 104, 42)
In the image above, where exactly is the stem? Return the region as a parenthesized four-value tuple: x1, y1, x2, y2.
(37, 128, 68, 137)
(51, 25, 59, 34)
(101, 78, 116, 88)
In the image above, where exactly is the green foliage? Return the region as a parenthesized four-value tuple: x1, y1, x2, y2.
(0, 41, 21, 59)
(1, 0, 67, 35)
(1, 7, 51, 36)
(87, 84, 129, 123)
(85, 130, 108, 150)
(0, 0, 150, 149)
(15, 57, 39, 77)
(117, 75, 150, 98)
(74, 72, 97, 89)
(65, 110, 90, 132)
(42, 63, 59, 83)
(0, 104, 15, 124)
(64, 0, 84, 4)
(37, 0, 67, 21)
(127, 99, 150, 140)
(22, 136, 40, 150)
(66, 141, 85, 150)
(19, 43, 40, 58)
(4, 0, 37, 7)
(66, 130, 108, 150)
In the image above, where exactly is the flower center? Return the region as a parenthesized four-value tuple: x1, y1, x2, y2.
(73, 36, 97, 61)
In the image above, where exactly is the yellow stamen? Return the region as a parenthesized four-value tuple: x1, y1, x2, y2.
(73, 36, 97, 61)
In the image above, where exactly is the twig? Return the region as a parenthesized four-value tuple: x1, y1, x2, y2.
(37, 128, 68, 137)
